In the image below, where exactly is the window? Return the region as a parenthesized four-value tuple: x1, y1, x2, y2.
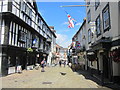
(0, 20, 5, 44)
(21, 1, 25, 12)
(88, 29, 91, 43)
(96, 15, 101, 36)
(95, 0, 100, 10)
(102, 3, 111, 32)
(18, 30, 26, 43)
(12, 5, 19, 16)
(87, 10, 91, 23)
(0, 0, 8, 12)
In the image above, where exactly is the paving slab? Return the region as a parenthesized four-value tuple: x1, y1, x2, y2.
(1, 66, 111, 88)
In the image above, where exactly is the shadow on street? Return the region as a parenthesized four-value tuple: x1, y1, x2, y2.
(71, 68, 120, 89)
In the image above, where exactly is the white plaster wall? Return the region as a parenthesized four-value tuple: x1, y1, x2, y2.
(113, 61, 120, 76)
(98, 53, 103, 71)
(47, 52, 52, 66)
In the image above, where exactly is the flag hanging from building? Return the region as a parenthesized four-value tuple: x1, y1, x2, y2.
(61, 7, 77, 28)
(67, 13, 76, 28)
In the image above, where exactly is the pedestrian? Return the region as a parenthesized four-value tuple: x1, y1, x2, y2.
(59, 60, 62, 67)
(64, 61, 66, 67)
(41, 58, 46, 72)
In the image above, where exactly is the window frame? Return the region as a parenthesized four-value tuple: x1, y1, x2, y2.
(88, 29, 91, 44)
(102, 3, 111, 32)
(18, 29, 26, 43)
(96, 15, 101, 37)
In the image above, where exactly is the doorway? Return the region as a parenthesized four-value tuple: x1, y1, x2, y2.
(103, 55, 109, 78)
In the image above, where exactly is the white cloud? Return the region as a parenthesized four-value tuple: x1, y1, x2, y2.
(75, 22, 82, 26)
(63, 21, 82, 27)
(63, 22, 69, 25)
(56, 34, 72, 48)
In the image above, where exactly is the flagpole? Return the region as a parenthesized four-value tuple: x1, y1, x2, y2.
(60, 5, 94, 7)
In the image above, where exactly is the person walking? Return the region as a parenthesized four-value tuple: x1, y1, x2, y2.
(41, 58, 46, 72)
(64, 60, 66, 67)
(59, 60, 62, 67)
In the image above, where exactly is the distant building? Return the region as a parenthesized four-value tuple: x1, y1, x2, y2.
(72, 19, 86, 70)
(0, 0, 56, 76)
(53, 44, 68, 65)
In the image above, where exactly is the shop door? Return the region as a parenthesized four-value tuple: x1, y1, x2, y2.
(2, 56, 8, 76)
(103, 55, 109, 78)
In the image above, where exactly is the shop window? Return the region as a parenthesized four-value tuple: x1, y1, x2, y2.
(102, 3, 111, 32)
(96, 15, 101, 37)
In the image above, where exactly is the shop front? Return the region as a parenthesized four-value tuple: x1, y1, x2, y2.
(90, 37, 112, 85)
(1, 45, 27, 76)
(109, 40, 120, 84)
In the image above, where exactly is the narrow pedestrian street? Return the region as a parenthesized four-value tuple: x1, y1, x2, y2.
(2, 65, 109, 88)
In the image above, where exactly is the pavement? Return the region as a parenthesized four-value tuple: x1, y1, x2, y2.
(0, 65, 115, 89)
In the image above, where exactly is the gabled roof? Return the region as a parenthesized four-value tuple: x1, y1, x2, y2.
(72, 18, 86, 41)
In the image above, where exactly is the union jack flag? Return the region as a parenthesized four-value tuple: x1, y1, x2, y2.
(67, 13, 76, 28)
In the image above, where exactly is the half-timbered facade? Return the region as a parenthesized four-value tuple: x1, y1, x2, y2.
(0, 0, 56, 76)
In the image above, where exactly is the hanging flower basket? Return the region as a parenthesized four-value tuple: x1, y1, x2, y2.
(27, 48, 33, 53)
(110, 48, 120, 63)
